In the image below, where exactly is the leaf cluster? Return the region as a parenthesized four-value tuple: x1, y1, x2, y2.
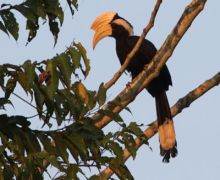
(0, 39, 150, 178)
(0, 0, 78, 45)
(1, 42, 91, 125)
(0, 0, 152, 179)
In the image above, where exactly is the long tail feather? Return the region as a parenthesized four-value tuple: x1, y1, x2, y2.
(155, 91, 177, 162)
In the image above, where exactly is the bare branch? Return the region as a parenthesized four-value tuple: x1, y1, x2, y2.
(97, 71, 220, 179)
(104, 0, 162, 89)
(94, 0, 207, 129)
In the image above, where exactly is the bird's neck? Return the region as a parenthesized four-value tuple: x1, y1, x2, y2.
(115, 36, 130, 65)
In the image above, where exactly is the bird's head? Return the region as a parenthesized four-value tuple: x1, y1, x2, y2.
(91, 12, 133, 49)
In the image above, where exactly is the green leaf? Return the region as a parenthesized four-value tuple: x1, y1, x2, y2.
(5, 77, 17, 99)
(61, 135, 79, 163)
(67, 133, 88, 160)
(37, 133, 55, 155)
(126, 122, 144, 137)
(109, 159, 134, 180)
(0, 20, 9, 35)
(22, 130, 41, 153)
(15, 0, 47, 20)
(57, 53, 73, 88)
(48, 18, 60, 46)
(52, 134, 69, 163)
(45, 155, 62, 170)
(68, 47, 81, 69)
(8, 126, 37, 154)
(0, 98, 12, 109)
(17, 71, 32, 95)
(54, 91, 71, 125)
(43, 97, 55, 125)
(59, 88, 80, 120)
(66, 164, 80, 180)
(22, 60, 36, 88)
(99, 109, 125, 127)
(124, 106, 132, 114)
(78, 120, 104, 141)
(33, 82, 54, 125)
(32, 83, 45, 117)
(100, 132, 113, 146)
(3, 165, 14, 180)
(26, 18, 39, 43)
(108, 141, 123, 162)
(44, 0, 64, 24)
(122, 133, 137, 159)
(75, 82, 89, 105)
(9, 127, 26, 156)
(97, 82, 107, 106)
(89, 175, 104, 180)
(14, 5, 37, 22)
(44, 0, 63, 45)
(16, 0, 42, 43)
(74, 43, 90, 78)
(67, 0, 78, 15)
(1, 10, 19, 40)
(46, 59, 59, 100)
(25, 0, 46, 19)
(0, 65, 5, 88)
(87, 90, 97, 111)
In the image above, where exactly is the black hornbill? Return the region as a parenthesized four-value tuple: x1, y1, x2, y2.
(91, 12, 177, 162)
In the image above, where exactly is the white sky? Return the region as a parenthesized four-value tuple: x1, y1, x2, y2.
(1, 0, 220, 179)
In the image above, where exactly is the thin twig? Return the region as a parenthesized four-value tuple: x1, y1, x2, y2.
(104, 0, 162, 90)
(97, 71, 220, 179)
(11, 92, 37, 109)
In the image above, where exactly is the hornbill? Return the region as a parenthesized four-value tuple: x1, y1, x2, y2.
(91, 12, 177, 162)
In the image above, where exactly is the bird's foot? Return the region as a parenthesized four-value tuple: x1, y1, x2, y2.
(126, 82, 132, 89)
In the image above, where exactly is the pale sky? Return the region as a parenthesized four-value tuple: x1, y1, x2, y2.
(1, 0, 220, 179)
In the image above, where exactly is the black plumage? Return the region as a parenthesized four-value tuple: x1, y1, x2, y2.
(91, 12, 177, 162)
(115, 35, 172, 96)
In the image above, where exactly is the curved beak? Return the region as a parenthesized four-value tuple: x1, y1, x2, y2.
(91, 12, 117, 49)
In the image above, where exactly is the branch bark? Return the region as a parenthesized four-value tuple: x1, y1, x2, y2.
(104, 0, 162, 89)
(94, 0, 207, 129)
(96, 71, 220, 179)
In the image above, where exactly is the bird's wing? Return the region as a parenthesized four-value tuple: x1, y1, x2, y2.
(127, 36, 157, 61)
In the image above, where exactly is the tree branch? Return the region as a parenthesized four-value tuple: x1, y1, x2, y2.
(93, 0, 207, 129)
(104, 0, 162, 90)
(96, 71, 220, 179)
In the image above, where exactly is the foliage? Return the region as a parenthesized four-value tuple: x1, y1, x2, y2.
(0, 45, 147, 178)
(0, 1, 149, 179)
(0, 0, 78, 45)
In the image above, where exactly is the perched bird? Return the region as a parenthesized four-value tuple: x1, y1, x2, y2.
(91, 12, 177, 162)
